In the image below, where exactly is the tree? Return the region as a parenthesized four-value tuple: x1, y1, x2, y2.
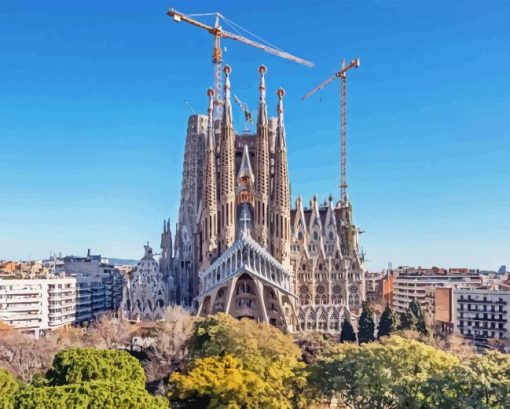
(178, 314, 306, 408)
(357, 302, 375, 344)
(377, 304, 396, 339)
(397, 310, 416, 331)
(409, 298, 429, 336)
(339, 319, 357, 343)
(46, 348, 146, 388)
(170, 354, 294, 409)
(0, 331, 60, 383)
(308, 335, 459, 409)
(145, 306, 194, 383)
(0, 368, 19, 409)
(85, 313, 132, 349)
(13, 381, 168, 409)
(423, 350, 510, 408)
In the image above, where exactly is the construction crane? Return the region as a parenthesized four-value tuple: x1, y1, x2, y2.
(167, 8, 314, 116)
(233, 94, 253, 133)
(303, 58, 360, 203)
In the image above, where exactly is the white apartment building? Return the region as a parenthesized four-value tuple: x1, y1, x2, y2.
(0, 274, 110, 338)
(393, 272, 482, 313)
(453, 288, 510, 342)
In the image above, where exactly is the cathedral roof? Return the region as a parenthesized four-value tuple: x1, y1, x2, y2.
(198, 209, 295, 300)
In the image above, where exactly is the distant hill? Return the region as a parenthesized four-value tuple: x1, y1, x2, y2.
(108, 258, 138, 266)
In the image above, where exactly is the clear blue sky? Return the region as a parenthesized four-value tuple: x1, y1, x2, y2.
(1, 1, 509, 270)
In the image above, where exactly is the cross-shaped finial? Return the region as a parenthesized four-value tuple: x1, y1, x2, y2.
(240, 211, 251, 231)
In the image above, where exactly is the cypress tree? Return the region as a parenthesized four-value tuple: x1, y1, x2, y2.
(358, 302, 375, 344)
(409, 298, 429, 336)
(397, 310, 416, 331)
(340, 318, 357, 343)
(377, 304, 396, 339)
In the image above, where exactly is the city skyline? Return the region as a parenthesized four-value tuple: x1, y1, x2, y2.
(1, 1, 509, 270)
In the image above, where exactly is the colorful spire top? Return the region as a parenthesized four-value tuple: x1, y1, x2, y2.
(223, 65, 233, 126)
(259, 65, 267, 104)
(277, 87, 285, 127)
(257, 65, 268, 126)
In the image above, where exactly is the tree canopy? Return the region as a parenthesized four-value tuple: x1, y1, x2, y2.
(339, 319, 357, 343)
(13, 381, 168, 409)
(357, 302, 375, 344)
(377, 304, 396, 339)
(46, 348, 146, 387)
(170, 314, 306, 408)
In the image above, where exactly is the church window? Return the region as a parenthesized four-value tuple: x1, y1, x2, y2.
(313, 231, 318, 240)
(329, 231, 334, 240)
(298, 231, 303, 240)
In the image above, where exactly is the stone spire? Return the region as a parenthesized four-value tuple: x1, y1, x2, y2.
(272, 88, 291, 266)
(219, 65, 236, 252)
(254, 65, 270, 249)
(200, 88, 218, 270)
(238, 144, 255, 184)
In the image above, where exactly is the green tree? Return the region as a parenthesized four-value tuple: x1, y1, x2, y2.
(0, 368, 19, 409)
(307, 335, 459, 409)
(377, 304, 396, 339)
(397, 310, 416, 331)
(46, 348, 146, 387)
(409, 298, 429, 336)
(339, 319, 357, 343)
(357, 302, 375, 344)
(170, 354, 293, 409)
(13, 381, 168, 409)
(176, 314, 306, 408)
(424, 350, 510, 408)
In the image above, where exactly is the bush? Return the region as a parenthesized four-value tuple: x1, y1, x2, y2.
(0, 368, 19, 409)
(13, 381, 168, 409)
(46, 348, 146, 387)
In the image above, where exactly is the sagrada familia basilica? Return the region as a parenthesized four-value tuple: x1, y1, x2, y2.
(127, 64, 365, 333)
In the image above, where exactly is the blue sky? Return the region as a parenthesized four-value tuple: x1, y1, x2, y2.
(1, 1, 509, 270)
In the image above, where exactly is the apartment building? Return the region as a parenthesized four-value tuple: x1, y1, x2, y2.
(0, 273, 118, 338)
(453, 288, 510, 342)
(0, 276, 80, 338)
(54, 250, 124, 311)
(393, 269, 482, 313)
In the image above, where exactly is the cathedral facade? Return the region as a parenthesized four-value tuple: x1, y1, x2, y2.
(161, 65, 365, 333)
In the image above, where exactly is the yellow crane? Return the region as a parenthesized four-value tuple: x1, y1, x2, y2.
(167, 8, 314, 115)
(303, 58, 360, 202)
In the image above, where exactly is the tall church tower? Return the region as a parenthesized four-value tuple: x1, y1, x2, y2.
(200, 88, 219, 272)
(254, 65, 270, 249)
(218, 65, 236, 252)
(271, 88, 291, 267)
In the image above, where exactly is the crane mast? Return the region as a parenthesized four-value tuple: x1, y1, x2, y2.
(167, 8, 314, 117)
(303, 58, 360, 202)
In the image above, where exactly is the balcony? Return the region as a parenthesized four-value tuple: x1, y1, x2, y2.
(457, 298, 507, 305)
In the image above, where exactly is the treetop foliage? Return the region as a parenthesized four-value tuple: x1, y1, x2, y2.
(46, 348, 146, 387)
(13, 381, 168, 409)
